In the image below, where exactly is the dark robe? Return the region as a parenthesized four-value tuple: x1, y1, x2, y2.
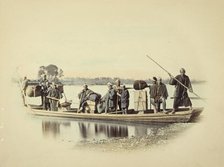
(107, 88, 117, 110)
(149, 83, 157, 98)
(39, 78, 48, 106)
(114, 85, 122, 110)
(96, 95, 107, 113)
(44, 86, 51, 110)
(120, 89, 130, 109)
(78, 89, 94, 110)
(157, 83, 168, 99)
(48, 87, 60, 111)
(169, 74, 192, 109)
(96, 88, 117, 113)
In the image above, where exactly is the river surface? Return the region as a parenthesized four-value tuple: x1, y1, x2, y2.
(0, 83, 206, 167)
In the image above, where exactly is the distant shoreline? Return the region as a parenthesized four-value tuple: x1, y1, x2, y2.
(12, 76, 206, 86)
(61, 77, 206, 86)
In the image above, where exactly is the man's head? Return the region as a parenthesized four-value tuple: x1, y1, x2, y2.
(24, 76, 27, 80)
(180, 68, 186, 76)
(115, 79, 121, 86)
(157, 77, 162, 84)
(107, 82, 113, 89)
(83, 84, 88, 90)
(121, 85, 126, 89)
(152, 77, 157, 84)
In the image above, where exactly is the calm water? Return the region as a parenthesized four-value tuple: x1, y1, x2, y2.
(0, 83, 206, 166)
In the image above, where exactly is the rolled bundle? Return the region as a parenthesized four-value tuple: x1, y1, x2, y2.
(25, 85, 41, 97)
(88, 93, 101, 102)
(25, 84, 64, 97)
(133, 80, 148, 90)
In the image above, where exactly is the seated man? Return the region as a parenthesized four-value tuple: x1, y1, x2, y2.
(96, 83, 117, 114)
(78, 84, 94, 113)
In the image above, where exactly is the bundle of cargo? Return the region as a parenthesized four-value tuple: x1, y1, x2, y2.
(133, 80, 149, 111)
(25, 81, 64, 97)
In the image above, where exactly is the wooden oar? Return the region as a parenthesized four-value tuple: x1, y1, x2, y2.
(146, 55, 206, 102)
(63, 92, 68, 102)
(46, 96, 60, 101)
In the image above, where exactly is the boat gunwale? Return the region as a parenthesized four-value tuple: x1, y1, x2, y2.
(26, 105, 203, 123)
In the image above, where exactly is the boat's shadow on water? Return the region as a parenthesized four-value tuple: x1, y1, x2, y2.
(39, 117, 196, 151)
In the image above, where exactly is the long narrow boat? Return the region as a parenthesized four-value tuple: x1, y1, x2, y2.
(26, 104, 203, 123)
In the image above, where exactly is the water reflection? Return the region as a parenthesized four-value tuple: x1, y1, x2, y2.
(39, 118, 192, 151)
(42, 121, 71, 138)
(78, 122, 90, 139)
(77, 122, 129, 139)
(134, 126, 148, 137)
(41, 119, 177, 141)
(94, 123, 128, 138)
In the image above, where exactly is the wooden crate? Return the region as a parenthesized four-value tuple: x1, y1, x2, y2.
(134, 90, 148, 111)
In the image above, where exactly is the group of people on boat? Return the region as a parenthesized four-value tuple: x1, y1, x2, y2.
(39, 75, 63, 111)
(77, 80, 130, 114)
(149, 68, 192, 114)
(21, 67, 193, 114)
(77, 68, 193, 114)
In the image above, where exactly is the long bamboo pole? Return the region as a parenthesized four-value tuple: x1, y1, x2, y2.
(146, 55, 205, 102)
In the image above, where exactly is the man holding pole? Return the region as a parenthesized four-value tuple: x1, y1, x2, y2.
(146, 55, 204, 114)
(169, 68, 193, 114)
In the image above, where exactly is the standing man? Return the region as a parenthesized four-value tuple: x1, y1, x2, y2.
(169, 68, 193, 114)
(156, 77, 168, 113)
(119, 85, 130, 114)
(48, 83, 60, 111)
(40, 74, 48, 106)
(43, 82, 51, 110)
(114, 79, 122, 111)
(149, 77, 158, 113)
(105, 82, 117, 113)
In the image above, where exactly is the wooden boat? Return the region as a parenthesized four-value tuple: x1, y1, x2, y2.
(26, 104, 203, 124)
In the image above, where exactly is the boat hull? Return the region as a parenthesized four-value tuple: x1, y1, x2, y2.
(26, 105, 203, 124)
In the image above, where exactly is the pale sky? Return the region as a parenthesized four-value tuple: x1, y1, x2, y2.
(0, 0, 223, 80)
